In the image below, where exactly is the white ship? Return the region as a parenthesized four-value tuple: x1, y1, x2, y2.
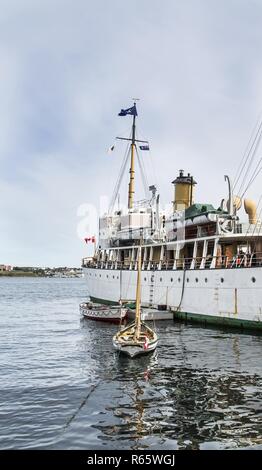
(83, 103, 262, 330)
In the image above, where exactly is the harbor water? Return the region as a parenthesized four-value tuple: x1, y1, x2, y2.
(0, 277, 261, 450)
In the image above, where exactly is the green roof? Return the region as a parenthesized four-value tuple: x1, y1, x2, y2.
(185, 204, 227, 219)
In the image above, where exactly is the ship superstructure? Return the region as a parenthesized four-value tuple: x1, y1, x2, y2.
(82, 104, 262, 329)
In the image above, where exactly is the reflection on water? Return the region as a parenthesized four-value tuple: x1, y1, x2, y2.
(0, 277, 262, 450)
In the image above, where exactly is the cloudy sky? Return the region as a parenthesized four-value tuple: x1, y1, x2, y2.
(0, 0, 262, 267)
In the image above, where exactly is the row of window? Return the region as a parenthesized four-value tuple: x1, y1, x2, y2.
(87, 272, 256, 283)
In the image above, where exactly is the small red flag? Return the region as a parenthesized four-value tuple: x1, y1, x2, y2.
(84, 236, 95, 244)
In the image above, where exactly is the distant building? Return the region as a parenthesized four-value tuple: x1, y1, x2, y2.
(0, 265, 13, 272)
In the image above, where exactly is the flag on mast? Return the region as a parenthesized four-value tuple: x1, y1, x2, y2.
(118, 104, 137, 117)
(139, 145, 150, 151)
(84, 236, 96, 244)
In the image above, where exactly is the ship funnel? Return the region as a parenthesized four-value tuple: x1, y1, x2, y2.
(172, 170, 197, 211)
(244, 198, 257, 224)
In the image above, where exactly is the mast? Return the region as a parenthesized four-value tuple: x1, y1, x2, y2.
(116, 101, 149, 212)
(128, 106, 136, 210)
(134, 245, 142, 339)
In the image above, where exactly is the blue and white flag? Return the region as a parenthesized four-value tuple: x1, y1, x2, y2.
(139, 145, 150, 151)
(118, 104, 137, 117)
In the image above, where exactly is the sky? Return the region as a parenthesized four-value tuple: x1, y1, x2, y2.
(0, 0, 262, 267)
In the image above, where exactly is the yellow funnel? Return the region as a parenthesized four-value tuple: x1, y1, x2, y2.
(172, 170, 197, 210)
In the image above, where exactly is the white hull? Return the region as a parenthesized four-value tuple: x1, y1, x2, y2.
(79, 302, 128, 323)
(112, 338, 158, 357)
(83, 267, 262, 328)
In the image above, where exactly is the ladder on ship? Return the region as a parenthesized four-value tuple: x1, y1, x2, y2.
(149, 272, 155, 307)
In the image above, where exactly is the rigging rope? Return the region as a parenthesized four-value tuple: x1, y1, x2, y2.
(136, 147, 149, 198)
(109, 140, 130, 213)
(236, 124, 262, 198)
(233, 113, 262, 191)
(240, 162, 262, 200)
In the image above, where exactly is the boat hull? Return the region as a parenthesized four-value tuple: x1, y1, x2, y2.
(83, 266, 262, 330)
(80, 303, 128, 324)
(112, 338, 158, 357)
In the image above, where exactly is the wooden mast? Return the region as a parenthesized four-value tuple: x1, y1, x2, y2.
(128, 105, 136, 210)
(134, 245, 142, 340)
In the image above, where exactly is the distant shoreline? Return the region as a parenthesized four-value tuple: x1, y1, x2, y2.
(0, 272, 82, 278)
(0, 271, 45, 277)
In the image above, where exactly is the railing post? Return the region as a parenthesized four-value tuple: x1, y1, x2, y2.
(200, 240, 208, 269)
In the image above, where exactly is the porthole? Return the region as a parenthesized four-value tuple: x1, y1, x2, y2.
(178, 278, 181, 282)
(113, 275, 115, 279)
(99, 274, 101, 278)
(205, 278, 208, 283)
(221, 278, 224, 283)
(160, 278, 162, 282)
(144, 277, 147, 282)
(170, 278, 173, 282)
(252, 277, 256, 283)
(186, 278, 189, 283)
(106, 275, 108, 278)
(195, 278, 198, 283)
(117, 276, 119, 280)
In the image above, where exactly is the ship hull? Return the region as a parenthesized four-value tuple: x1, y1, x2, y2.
(83, 267, 262, 330)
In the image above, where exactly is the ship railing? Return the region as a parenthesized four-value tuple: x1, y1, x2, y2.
(82, 252, 262, 270)
(213, 253, 262, 268)
(81, 257, 94, 267)
(235, 223, 262, 234)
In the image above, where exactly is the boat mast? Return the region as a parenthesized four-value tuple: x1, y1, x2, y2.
(128, 105, 136, 210)
(115, 101, 149, 213)
(134, 245, 142, 339)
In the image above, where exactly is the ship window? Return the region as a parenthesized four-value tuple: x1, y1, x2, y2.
(113, 275, 115, 279)
(252, 277, 256, 283)
(186, 278, 189, 282)
(144, 277, 147, 281)
(99, 274, 101, 278)
(195, 278, 198, 283)
(106, 274, 108, 278)
(170, 278, 173, 282)
(117, 276, 119, 280)
(205, 278, 208, 283)
(221, 278, 224, 283)
(160, 278, 162, 282)
(178, 278, 181, 282)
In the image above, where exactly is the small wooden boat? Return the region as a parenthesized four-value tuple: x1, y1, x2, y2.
(113, 320, 158, 358)
(79, 301, 128, 323)
(113, 246, 158, 358)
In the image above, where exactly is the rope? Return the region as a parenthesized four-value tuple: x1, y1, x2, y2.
(109, 141, 130, 213)
(174, 268, 187, 312)
(233, 113, 262, 190)
(235, 121, 262, 197)
(240, 162, 262, 199)
(136, 147, 149, 198)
